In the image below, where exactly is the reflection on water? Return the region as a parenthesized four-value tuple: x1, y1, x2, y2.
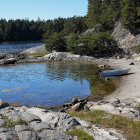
(0, 62, 119, 106)
(0, 42, 42, 53)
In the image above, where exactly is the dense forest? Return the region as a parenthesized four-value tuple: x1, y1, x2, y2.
(0, 0, 139, 56)
(87, 0, 140, 33)
(0, 17, 87, 42)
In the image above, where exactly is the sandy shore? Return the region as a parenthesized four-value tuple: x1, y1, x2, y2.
(94, 58, 140, 101)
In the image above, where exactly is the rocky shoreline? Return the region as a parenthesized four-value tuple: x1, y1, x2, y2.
(1, 51, 140, 139)
(0, 99, 126, 140)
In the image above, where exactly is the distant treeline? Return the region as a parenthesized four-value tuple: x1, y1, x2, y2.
(0, 17, 87, 42)
(0, 0, 139, 56)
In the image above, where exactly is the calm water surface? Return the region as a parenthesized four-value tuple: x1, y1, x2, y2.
(0, 42, 42, 53)
(0, 62, 118, 106)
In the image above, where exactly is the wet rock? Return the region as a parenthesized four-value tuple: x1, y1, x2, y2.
(29, 121, 51, 132)
(15, 125, 31, 133)
(38, 129, 73, 140)
(0, 53, 7, 59)
(72, 97, 79, 105)
(16, 53, 26, 60)
(63, 103, 72, 108)
(0, 99, 9, 109)
(17, 131, 39, 140)
(71, 102, 86, 111)
(3, 58, 17, 64)
(0, 119, 6, 127)
(22, 112, 41, 123)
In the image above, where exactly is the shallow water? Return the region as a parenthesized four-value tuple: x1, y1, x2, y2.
(0, 42, 42, 53)
(0, 62, 119, 106)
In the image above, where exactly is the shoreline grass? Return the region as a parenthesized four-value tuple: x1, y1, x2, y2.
(69, 110, 140, 140)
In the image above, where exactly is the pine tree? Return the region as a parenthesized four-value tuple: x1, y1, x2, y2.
(121, 0, 140, 33)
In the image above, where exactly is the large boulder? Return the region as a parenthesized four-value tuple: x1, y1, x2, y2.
(0, 107, 23, 122)
(39, 112, 79, 131)
(2, 58, 17, 64)
(111, 22, 140, 52)
(38, 129, 73, 140)
(44, 52, 81, 61)
(22, 112, 41, 123)
(21, 44, 46, 54)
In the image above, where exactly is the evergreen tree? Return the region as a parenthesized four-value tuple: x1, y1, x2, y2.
(121, 0, 140, 33)
(87, 0, 102, 28)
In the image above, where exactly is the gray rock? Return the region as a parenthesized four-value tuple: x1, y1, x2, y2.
(43, 112, 79, 131)
(22, 112, 41, 123)
(71, 102, 86, 111)
(111, 21, 140, 53)
(0, 53, 7, 59)
(3, 58, 17, 64)
(17, 131, 39, 140)
(0, 133, 14, 140)
(72, 97, 79, 105)
(21, 44, 46, 54)
(0, 128, 9, 133)
(0, 99, 9, 109)
(0, 128, 14, 140)
(0, 119, 6, 127)
(38, 129, 73, 140)
(29, 121, 51, 132)
(0, 108, 23, 122)
(15, 125, 30, 133)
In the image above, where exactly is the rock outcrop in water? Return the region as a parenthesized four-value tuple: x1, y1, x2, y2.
(21, 44, 47, 54)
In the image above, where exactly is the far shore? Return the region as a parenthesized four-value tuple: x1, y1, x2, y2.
(0, 40, 42, 45)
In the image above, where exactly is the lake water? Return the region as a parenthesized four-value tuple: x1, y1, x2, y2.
(0, 62, 118, 107)
(0, 42, 42, 53)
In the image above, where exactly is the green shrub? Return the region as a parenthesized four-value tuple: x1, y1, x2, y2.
(67, 32, 118, 57)
(45, 32, 66, 52)
(69, 110, 140, 140)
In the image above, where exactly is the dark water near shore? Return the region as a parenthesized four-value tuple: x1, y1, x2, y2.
(0, 42, 42, 53)
(0, 62, 119, 107)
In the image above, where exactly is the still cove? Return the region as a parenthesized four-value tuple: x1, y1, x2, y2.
(0, 61, 119, 107)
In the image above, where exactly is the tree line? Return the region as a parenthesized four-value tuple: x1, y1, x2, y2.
(0, 0, 139, 56)
(0, 16, 87, 42)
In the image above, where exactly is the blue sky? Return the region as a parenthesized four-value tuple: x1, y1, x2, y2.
(0, 0, 88, 21)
